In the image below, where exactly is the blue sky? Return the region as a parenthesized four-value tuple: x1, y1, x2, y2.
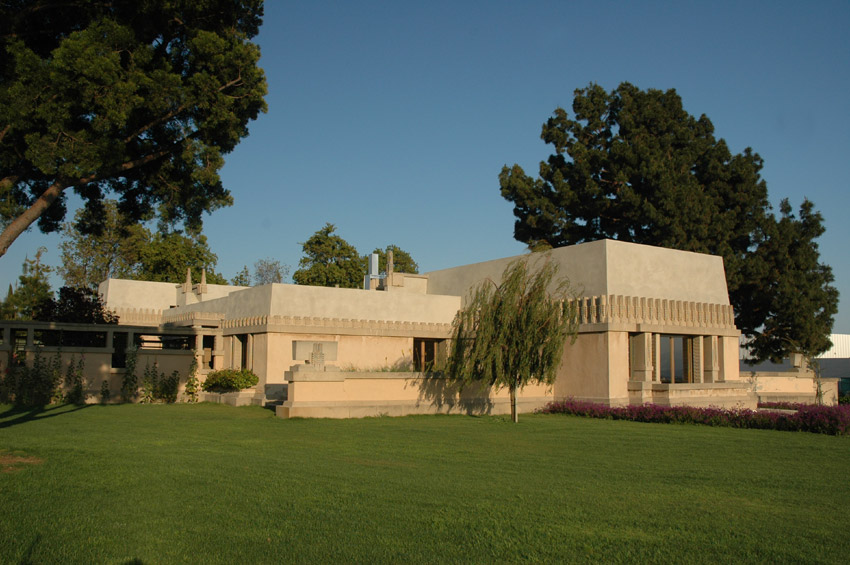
(4, 0, 849, 332)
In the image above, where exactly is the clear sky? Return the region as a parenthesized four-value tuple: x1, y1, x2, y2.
(3, 0, 849, 332)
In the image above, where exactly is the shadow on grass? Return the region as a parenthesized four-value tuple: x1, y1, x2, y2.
(17, 533, 39, 565)
(0, 403, 92, 430)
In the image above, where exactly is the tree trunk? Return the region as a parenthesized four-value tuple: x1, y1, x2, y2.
(510, 384, 518, 423)
(0, 181, 65, 259)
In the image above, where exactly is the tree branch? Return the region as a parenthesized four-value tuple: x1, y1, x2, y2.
(123, 105, 186, 144)
(0, 144, 177, 259)
(121, 75, 243, 145)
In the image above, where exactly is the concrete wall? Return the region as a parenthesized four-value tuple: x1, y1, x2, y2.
(425, 239, 730, 305)
(100, 279, 179, 311)
(170, 283, 461, 325)
(277, 370, 554, 419)
(746, 370, 840, 405)
(554, 332, 630, 405)
(2, 348, 195, 403)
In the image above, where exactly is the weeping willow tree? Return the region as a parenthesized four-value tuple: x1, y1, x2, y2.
(447, 256, 579, 422)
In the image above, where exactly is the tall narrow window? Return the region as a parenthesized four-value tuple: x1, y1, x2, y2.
(413, 338, 444, 372)
(112, 332, 128, 369)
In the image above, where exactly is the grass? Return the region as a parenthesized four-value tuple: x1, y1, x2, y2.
(1, 403, 848, 564)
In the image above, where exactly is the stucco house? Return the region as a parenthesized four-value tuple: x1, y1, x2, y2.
(4, 238, 829, 417)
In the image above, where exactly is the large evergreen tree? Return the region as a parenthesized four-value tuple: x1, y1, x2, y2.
(0, 1, 267, 258)
(500, 82, 837, 361)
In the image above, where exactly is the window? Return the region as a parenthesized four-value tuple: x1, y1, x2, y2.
(31, 329, 107, 348)
(134, 334, 193, 350)
(413, 338, 444, 372)
(112, 332, 128, 369)
(203, 335, 215, 370)
(657, 335, 695, 384)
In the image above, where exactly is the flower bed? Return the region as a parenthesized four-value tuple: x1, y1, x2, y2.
(540, 399, 850, 436)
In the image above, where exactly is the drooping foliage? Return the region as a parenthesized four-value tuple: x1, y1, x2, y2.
(447, 256, 578, 422)
(0, 0, 267, 258)
(500, 82, 837, 361)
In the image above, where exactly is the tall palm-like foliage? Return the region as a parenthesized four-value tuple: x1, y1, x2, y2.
(447, 256, 578, 422)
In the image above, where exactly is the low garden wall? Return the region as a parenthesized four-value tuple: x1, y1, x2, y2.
(276, 369, 554, 419)
(747, 370, 839, 405)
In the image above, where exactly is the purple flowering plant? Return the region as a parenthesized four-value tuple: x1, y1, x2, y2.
(539, 399, 850, 436)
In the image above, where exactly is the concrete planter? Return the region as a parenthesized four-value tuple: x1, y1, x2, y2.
(200, 389, 256, 407)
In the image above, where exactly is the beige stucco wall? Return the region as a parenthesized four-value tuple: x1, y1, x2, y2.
(279, 371, 554, 418)
(720, 336, 742, 381)
(99, 279, 179, 311)
(603, 240, 729, 304)
(425, 239, 730, 305)
(3, 348, 195, 403)
(553, 332, 630, 405)
(744, 369, 840, 405)
(168, 283, 461, 325)
(252, 332, 415, 389)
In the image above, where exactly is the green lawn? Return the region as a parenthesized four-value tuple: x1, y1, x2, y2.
(1, 403, 848, 564)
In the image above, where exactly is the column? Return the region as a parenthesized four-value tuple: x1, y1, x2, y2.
(652, 334, 662, 382)
(629, 332, 654, 382)
(213, 334, 224, 370)
(703, 336, 719, 383)
(691, 336, 704, 384)
(246, 334, 254, 371)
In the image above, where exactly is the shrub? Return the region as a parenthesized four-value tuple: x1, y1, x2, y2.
(158, 371, 179, 404)
(201, 369, 258, 393)
(64, 355, 86, 404)
(121, 345, 138, 402)
(139, 362, 180, 404)
(0, 350, 62, 406)
(183, 358, 200, 403)
(540, 399, 850, 436)
(758, 401, 807, 410)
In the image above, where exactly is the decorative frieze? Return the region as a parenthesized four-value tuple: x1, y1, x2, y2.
(567, 295, 736, 332)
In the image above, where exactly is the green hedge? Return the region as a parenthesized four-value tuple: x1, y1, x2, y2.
(201, 369, 259, 393)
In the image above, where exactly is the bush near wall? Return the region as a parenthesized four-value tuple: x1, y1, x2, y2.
(540, 400, 850, 436)
(201, 369, 258, 393)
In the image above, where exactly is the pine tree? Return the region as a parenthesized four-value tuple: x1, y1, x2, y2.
(0, 1, 267, 258)
(500, 82, 837, 361)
